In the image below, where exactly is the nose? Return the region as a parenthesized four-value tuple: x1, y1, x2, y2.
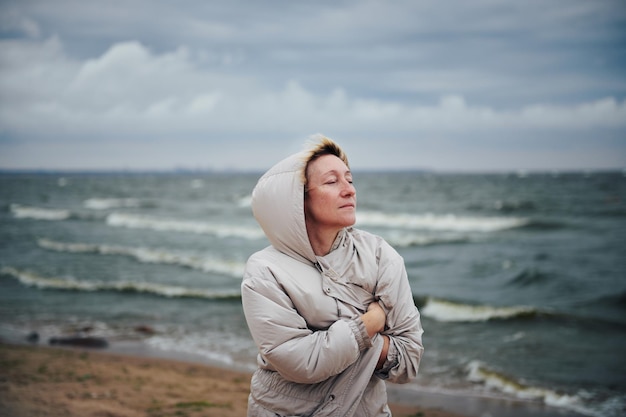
(341, 178, 356, 196)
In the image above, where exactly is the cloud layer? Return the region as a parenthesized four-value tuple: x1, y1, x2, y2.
(1, 1, 625, 171)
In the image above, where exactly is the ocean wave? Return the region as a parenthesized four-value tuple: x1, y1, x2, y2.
(0, 267, 241, 300)
(508, 267, 551, 287)
(467, 200, 536, 213)
(10, 203, 106, 222)
(466, 361, 593, 415)
(146, 332, 256, 371)
(105, 212, 265, 240)
(520, 219, 567, 231)
(10, 204, 71, 221)
(37, 238, 245, 278)
(594, 290, 626, 309)
(420, 298, 539, 322)
(382, 231, 470, 248)
(190, 179, 204, 189)
(237, 194, 252, 208)
(83, 198, 145, 210)
(147, 335, 235, 365)
(356, 210, 528, 232)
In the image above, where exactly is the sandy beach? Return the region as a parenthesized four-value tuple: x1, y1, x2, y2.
(0, 343, 466, 417)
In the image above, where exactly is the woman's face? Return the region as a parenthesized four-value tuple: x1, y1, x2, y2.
(304, 154, 357, 233)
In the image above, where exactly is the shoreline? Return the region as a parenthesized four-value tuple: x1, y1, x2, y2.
(0, 342, 581, 417)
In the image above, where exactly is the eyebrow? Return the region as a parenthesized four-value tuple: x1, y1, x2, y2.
(322, 169, 351, 177)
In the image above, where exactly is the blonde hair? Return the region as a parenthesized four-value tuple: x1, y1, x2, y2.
(302, 135, 350, 186)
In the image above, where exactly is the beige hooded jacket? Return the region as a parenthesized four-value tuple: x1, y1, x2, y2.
(241, 151, 424, 417)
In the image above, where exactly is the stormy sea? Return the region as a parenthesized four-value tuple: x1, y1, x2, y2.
(1, 170, 624, 417)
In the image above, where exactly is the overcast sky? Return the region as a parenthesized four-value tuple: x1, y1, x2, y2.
(1, 0, 625, 172)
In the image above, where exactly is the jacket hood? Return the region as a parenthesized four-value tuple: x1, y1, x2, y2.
(252, 152, 317, 264)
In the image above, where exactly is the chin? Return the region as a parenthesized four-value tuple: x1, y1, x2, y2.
(342, 217, 356, 227)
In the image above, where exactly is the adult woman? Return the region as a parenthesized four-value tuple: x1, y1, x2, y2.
(241, 136, 424, 416)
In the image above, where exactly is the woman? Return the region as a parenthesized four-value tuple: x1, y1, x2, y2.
(241, 136, 424, 416)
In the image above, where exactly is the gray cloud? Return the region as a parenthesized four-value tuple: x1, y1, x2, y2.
(0, 0, 624, 171)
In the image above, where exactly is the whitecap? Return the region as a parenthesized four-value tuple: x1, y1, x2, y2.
(83, 198, 142, 210)
(145, 331, 257, 372)
(105, 212, 264, 240)
(37, 238, 246, 278)
(190, 179, 204, 189)
(356, 210, 528, 232)
(147, 334, 235, 365)
(1, 266, 241, 300)
(382, 231, 470, 248)
(10, 204, 71, 221)
(466, 361, 589, 414)
(421, 298, 538, 322)
(237, 194, 253, 208)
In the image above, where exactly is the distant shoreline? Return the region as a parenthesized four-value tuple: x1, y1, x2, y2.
(0, 168, 623, 175)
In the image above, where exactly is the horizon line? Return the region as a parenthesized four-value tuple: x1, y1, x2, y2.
(0, 167, 624, 176)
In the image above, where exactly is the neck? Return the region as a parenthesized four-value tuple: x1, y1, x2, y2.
(306, 225, 341, 256)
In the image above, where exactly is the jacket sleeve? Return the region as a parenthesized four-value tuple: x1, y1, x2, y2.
(241, 265, 373, 384)
(374, 240, 424, 383)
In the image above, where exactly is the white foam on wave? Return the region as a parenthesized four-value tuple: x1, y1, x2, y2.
(466, 361, 591, 415)
(10, 204, 71, 221)
(37, 238, 245, 278)
(382, 231, 470, 248)
(0, 266, 241, 299)
(146, 331, 257, 371)
(357, 210, 528, 232)
(83, 198, 143, 210)
(190, 179, 204, 189)
(105, 212, 265, 240)
(237, 194, 252, 208)
(421, 298, 538, 322)
(147, 334, 235, 365)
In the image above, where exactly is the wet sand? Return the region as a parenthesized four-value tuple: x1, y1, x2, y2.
(0, 342, 466, 417)
(0, 343, 574, 417)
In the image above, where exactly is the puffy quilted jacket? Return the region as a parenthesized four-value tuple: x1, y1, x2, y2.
(242, 151, 424, 417)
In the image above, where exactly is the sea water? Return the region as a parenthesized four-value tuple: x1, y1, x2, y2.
(0, 171, 624, 416)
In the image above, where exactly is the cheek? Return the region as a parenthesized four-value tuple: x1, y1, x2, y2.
(305, 193, 329, 219)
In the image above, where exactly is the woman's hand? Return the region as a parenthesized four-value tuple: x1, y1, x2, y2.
(376, 335, 390, 369)
(361, 302, 390, 369)
(361, 301, 386, 339)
